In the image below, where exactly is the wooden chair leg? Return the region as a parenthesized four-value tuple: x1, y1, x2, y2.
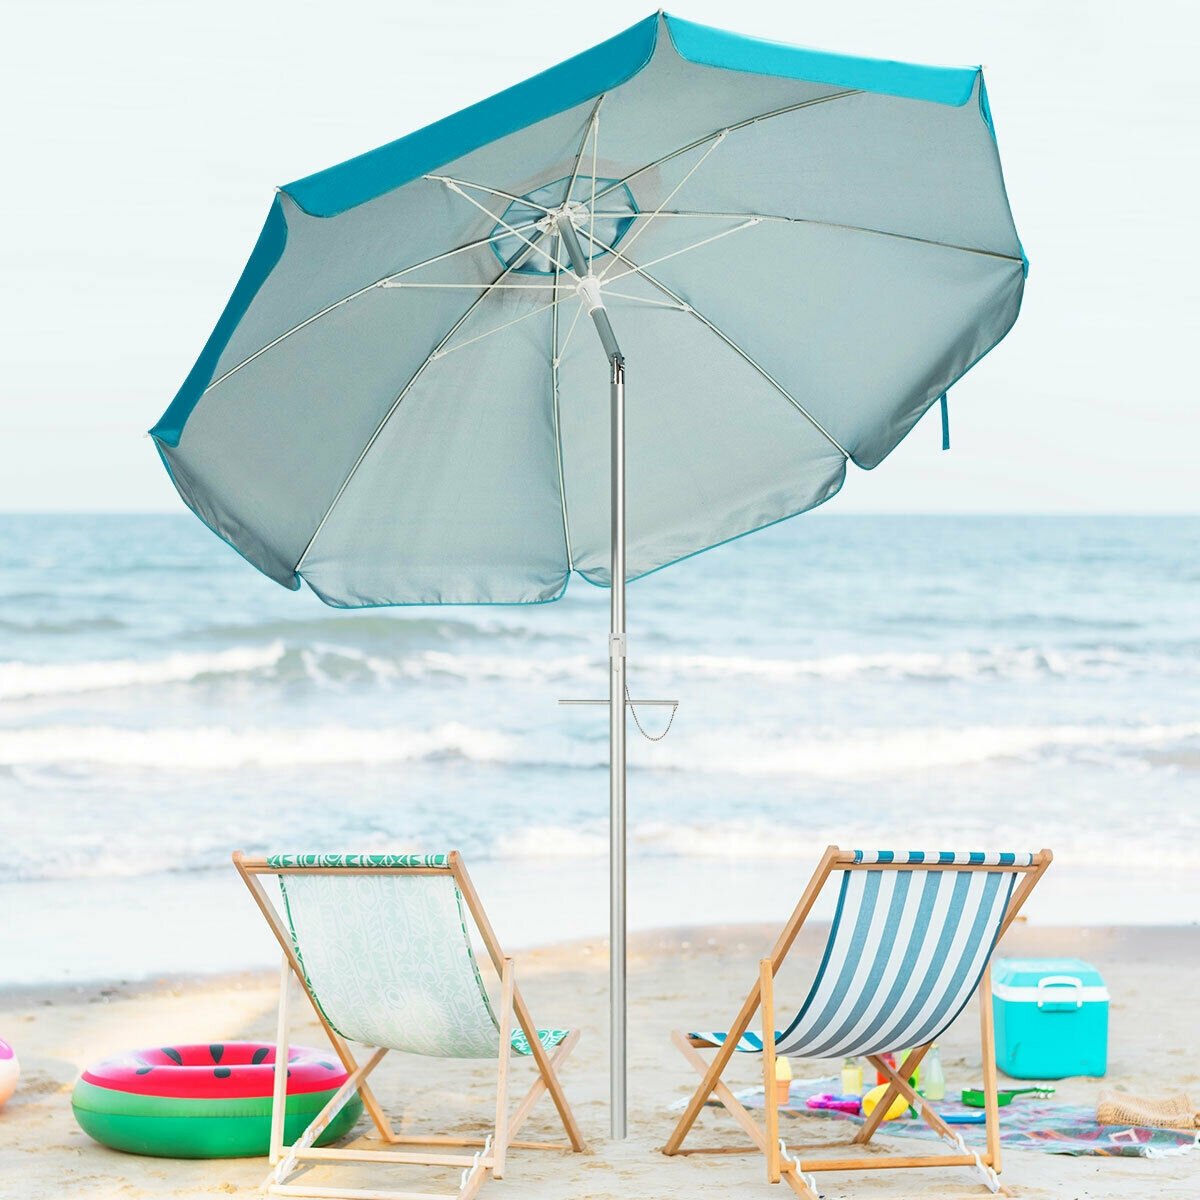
(269, 953, 291, 1166)
(506, 1029, 580, 1146)
(979, 965, 1002, 1174)
(670, 1030, 770, 1154)
(664, 984, 764, 1155)
(760, 960, 781, 1184)
(862, 1048, 961, 1144)
(493, 958, 514, 1179)
(852, 1044, 932, 1145)
(269, 1046, 389, 1189)
(450, 855, 586, 1153)
(664, 845, 838, 1157)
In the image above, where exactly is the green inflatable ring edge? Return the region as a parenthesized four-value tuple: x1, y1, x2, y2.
(72, 1078, 344, 1119)
(71, 1079, 363, 1159)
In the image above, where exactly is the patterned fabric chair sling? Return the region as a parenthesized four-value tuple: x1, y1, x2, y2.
(664, 846, 1053, 1198)
(234, 851, 586, 1200)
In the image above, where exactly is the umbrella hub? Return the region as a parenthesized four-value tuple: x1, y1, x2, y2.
(490, 176, 637, 276)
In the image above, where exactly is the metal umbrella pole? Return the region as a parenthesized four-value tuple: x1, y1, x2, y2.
(557, 214, 628, 1139)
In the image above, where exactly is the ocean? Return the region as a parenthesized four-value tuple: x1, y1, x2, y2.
(2, 513, 1198, 985)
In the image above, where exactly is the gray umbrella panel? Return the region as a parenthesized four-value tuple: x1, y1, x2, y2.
(154, 16, 1024, 605)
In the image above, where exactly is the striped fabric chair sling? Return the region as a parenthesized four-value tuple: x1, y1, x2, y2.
(234, 851, 587, 1200)
(664, 846, 1052, 1198)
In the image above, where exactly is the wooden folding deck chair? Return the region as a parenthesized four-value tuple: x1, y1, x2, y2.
(664, 846, 1052, 1197)
(234, 851, 587, 1200)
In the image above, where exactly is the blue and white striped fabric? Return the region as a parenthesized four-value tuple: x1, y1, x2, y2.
(697, 852, 1027, 1057)
(852, 851, 1033, 866)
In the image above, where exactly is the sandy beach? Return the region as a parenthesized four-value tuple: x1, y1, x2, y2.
(1, 921, 1196, 1199)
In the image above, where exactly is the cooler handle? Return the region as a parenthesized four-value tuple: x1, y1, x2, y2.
(1036, 975, 1083, 1009)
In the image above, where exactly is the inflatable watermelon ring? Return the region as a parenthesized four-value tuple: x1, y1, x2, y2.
(72, 1042, 363, 1159)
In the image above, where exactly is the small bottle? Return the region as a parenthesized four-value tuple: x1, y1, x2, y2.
(899, 1048, 921, 1091)
(841, 1056, 863, 1097)
(923, 1044, 945, 1101)
(774, 1056, 793, 1105)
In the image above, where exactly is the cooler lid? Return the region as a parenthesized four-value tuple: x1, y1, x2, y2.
(992, 957, 1109, 1004)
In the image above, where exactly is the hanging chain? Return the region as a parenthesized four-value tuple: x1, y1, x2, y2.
(625, 684, 677, 741)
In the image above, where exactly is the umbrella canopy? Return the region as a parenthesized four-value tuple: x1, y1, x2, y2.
(152, 12, 1024, 604)
(151, 11, 1026, 1139)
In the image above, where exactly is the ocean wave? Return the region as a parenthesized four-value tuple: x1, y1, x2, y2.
(1, 719, 1197, 775)
(3, 639, 1192, 702)
(0, 722, 514, 769)
(497, 820, 1200, 870)
(638, 721, 1200, 779)
(639, 646, 1184, 684)
(0, 644, 287, 701)
(300, 643, 1198, 687)
(0, 616, 127, 636)
(21, 814, 1195, 884)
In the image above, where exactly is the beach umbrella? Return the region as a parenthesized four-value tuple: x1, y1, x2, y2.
(150, 12, 1026, 1137)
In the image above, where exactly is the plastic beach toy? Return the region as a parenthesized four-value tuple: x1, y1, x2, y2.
(805, 1093, 862, 1115)
(861, 1083, 909, 1121)
(0, 1039, 19, 1107)
(961, 1084, 1055, 1108)
(72, 1042, 362, 1158)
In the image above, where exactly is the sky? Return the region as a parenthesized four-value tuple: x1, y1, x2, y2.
(2, 0, 1197, 513)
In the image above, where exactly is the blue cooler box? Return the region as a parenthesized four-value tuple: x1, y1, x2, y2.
(991, 958, 1109, 1079)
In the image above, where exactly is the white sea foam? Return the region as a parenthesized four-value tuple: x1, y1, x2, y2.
(3, 640, 1182, 702)
(2, 719, 1196, 775)
(0, 643, 287, 700)
(384, 645, 1163, 686)
(496, 819, 1200, 870)
(644, 721, 1200, 779)
(646, 647, 1129, 682)
(0, 722, 514, 769)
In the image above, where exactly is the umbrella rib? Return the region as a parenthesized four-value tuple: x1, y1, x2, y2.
(588, 100, 601, 259)
(563, 96, 604, 209)
(380, 281, 558, 290)
(198, 220, 544, 396)
(549, 233, 575, 573)
(601, 208, 1025, 266)
(600, 289, 690, 310)
(427, 176, 573, 275)
(574, 225, 852, 461)
(601, 218, 762, 284)
(558, 294, 586, 359)
(429, 295, 569, 361)
(293, 258, 551, 574)
(590, 89, 861, 206)
(425, 174, 558, 216)
(597, 131, 727, 278)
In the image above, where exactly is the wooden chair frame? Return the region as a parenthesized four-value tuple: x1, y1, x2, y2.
(663, 845, 1053, 1198)
(234, 850, 588, 1200)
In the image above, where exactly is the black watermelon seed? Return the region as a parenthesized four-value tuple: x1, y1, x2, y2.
(214, 1067, 231, 1079)
(319, 1061, 335, 1071)
(209, 1044, 224, 1063)
(135, 1067, 152, 1075)
(252, 1048, 269, 1065)
(162, 1047, 183, 1066)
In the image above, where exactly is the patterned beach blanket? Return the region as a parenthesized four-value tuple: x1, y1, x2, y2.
(720, 1077, 1200, 1158)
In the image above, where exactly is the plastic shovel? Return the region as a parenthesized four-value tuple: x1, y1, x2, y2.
(961, 1085, 1055, 1108)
